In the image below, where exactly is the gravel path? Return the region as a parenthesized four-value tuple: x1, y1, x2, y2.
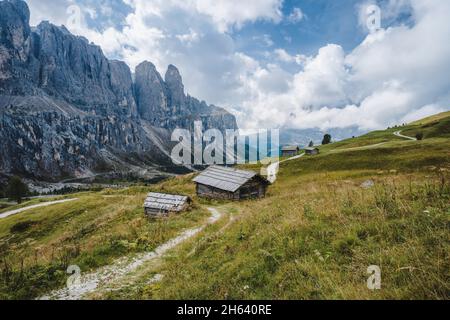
(39, 207, 224, 300)
(394, 130, 417, 141)
(0, 199, 79, 219)
(266, 153, 305, 183)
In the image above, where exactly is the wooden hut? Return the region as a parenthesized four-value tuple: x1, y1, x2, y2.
(144, 192, 191, 218)
(281, 146, 300, 157)
(305, 147, 320, 155)
(193, 166, 270, 201)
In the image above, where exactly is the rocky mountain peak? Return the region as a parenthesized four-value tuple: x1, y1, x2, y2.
(135, 61, 169, 123)
(165, 64, 182, 83)
(165, 64, 185, 111)
(1, 0, 30, 25)
(165, 64, 184, 92)
(0, 0, 238, 181)
(136, 61, 164, 84)
(0, 0, 31, 48)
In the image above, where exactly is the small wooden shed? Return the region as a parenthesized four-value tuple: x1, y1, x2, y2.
(305, 147, 320, 155)
(281, 146, 300, 157)
(144, 192, 191, 218)
(193, 166, 270, 201)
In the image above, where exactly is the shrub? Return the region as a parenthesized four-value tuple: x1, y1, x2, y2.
(416, 132, 424, 140)
(10, 221, 36, 233)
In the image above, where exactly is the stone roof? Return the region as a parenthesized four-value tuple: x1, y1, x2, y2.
(193, 166, 266, 193)
(144, 192, 190, 212)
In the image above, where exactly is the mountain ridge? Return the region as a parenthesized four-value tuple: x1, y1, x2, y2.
(0, 0, 237, 181)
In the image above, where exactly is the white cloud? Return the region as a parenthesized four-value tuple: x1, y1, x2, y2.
(383, 0, 413, 20)
(26, 0, 283, 109)
(190, 0, 283, 32)
(24, 0, 450, 133)
(400, 104, 446, 124)
(252, 34, 274, 47)
(176, 28, 201, 45)
(357, 0, 414, 32)
(274, 49, 308, 65)
(287, 7, 305, 23)
(234, 0, 450, 130)
(121, 0, 283, 33)
(26, 0, 71, 26)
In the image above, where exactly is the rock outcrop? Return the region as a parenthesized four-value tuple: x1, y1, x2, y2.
(0, 0, 237, 181)
(135, 61, 169, 124)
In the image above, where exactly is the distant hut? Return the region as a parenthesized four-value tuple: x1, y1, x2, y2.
(305, 147, 320, 155)
(193, 166, 270, 201)
(281, 146, 300, 157)
(144, 192, 191, 218)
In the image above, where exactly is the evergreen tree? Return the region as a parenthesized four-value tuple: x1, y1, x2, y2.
(322, 134, 332, 145)
(6, 176, 29, 204)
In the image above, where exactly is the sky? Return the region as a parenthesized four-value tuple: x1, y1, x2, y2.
(25, 0, 450, 131)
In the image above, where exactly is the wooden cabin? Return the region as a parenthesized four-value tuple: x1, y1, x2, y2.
(281, 146, 300, 157)
(305, 147, 320, 155)
(144, 192, 191, 218)
(193, 166, 270, 201)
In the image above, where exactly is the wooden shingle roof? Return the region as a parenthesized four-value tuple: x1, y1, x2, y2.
(282, 146, 300, 151)
(144, 193, 190, 212)
(193, 166, 265, 193)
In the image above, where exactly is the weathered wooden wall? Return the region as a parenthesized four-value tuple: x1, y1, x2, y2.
(144, 202, 190, 218)
(306, 149, 319, 155)
(196, 184, 239, 200)
(282, 151, 297, 157)
(196, 177, 267, 200)
(145, 208, 170, 218)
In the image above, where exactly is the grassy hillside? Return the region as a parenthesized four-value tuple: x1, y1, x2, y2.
(0, 112, 449, 300)
(410, 111, 450, 126)
(0, 176, 210, 299)
(105, 114, 449, 300)
(403, 111, 450, 139)
(143, 172, 448, 300)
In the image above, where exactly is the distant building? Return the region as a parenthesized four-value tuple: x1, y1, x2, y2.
(193, 166, 270, 201)
(144, 192, 191, 217)
(281, 146, 300, 157)
(305, 147, 320, 155)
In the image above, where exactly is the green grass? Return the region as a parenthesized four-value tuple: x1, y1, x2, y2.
(0, 112, 449, 300)
(0, 201, 13, 211)
(0, 176, 209, 300)
(286, 138, 450, 175)
(104, 170, 450, 300)
(0, 196, 72, 214)
(403, 117, 450, 139)
(105, 114, 450, 300)
(410, 111, 450, 126)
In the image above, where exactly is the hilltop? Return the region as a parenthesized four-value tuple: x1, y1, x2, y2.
(0, 112, 448, 299)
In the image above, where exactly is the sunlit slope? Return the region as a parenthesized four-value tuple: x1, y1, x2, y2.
(410, 111, 450, 126)
(0, 177, 209, 299)
(0, 113, 448, 300)
(403, 112, 450, 139)
(121, 113, 450, 300)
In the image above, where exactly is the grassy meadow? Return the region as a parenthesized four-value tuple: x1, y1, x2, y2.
(105, 112, 450, 300)
(0, 176, 210, 299)
(0, 111, 449, 300)
(138, 170, 448, 300)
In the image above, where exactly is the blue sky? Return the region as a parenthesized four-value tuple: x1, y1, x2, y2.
(26, 0, 449, 130)
(239, 0, 365, 56)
